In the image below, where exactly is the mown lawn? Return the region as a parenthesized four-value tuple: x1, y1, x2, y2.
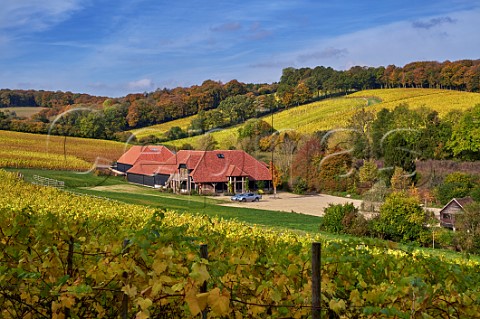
(10, 168, 323, 233)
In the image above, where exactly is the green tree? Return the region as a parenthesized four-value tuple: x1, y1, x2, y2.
(375, 192, 427, 242)
(448, 104, 480, 160)
(218, 94, 255, 124)
(434, 172, 478, 205)
(189, 110, 207, 134)
(204, 109, 225, 130)
(416, 110, 453, 160)
(78, 111, 106, 139)
(347, 108, 375, 159)
(165, 126, 187, 140)
(358, 159, 378, 187)
(196, 134, 218, 151)
(103, 103, 128, 138)
(455, 202, 480, 253)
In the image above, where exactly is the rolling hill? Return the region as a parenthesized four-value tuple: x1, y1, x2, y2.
(159, 88, 480, 149)
(0, 130, 127, 170)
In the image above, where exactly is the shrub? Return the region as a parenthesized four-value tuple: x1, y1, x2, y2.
(343, 211, 371, 236)
(470, 186, 480, 202)
(375, 192, 427, 243)
(320, 203, 357, 233)
(293, 177, 307, 195)
(434, 228, 455, 249)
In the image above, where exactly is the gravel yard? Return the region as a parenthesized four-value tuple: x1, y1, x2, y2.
(219, 192, 363, 217)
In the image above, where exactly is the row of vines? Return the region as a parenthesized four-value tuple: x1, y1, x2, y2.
(0, 130, 126, 171)
(1, 170, 480, 318)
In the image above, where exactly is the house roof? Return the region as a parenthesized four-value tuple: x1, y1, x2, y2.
(440, 197, 474, 213)
(165, 150, 271, 183)
(127, 160, 165, 176)
(124, 149, 272, 183)
(117, 145, 174, 165)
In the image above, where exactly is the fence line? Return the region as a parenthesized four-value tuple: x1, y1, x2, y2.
(32, 175, 64, 188)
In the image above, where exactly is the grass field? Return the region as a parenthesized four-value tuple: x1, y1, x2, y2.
(0, 130, 127, 170)
(1, 106, 47, 118)
(164, 88, 480, 149)
(8, 168, 323, 233)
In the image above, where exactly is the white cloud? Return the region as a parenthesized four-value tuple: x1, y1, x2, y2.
(0, 0, 83, 32)
(127, 78, 155, 91)
(281, 9, 480, 70)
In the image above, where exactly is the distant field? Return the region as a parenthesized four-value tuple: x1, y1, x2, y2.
(129, 114, 197, 140)
(166, 88, 480, 149)
(166, 97, 368, 148)
(0, 130, 127, 171)
(1, 106, 46, 118)
(349, 88, 480, 116)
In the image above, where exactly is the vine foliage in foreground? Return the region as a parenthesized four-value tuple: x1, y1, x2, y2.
(1, 170, 480, 318)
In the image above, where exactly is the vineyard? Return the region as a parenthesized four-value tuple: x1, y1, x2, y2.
(1, 170, 480, 318)
(349, 88, 480, 116)
(129, 115, 197, 140)
(0, 130, 127, 171)
(166, 88, 480, 149)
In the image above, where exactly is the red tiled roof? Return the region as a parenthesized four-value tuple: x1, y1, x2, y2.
(117, 145, 174, 165)
(162, 150, 204, 168)
(127, 160, 163, 176)
(124, 149, 272, 183)
(165, 150, 271, 183)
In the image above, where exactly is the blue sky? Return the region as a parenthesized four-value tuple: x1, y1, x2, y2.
(1, 0, 479, 97)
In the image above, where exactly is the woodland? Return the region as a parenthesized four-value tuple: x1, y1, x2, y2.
(1, 59, 480, 140)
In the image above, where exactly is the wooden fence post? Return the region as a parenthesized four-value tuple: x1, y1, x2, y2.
(65, 236, 75, 319)
(200, 244, 208, 319)
(312, 242, 321, 319)
(121, 239, 130, 319)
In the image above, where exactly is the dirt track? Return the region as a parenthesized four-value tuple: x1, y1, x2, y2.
(219, 192, 363, 217)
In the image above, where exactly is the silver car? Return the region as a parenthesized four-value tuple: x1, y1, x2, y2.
(230, 192, 262, 202)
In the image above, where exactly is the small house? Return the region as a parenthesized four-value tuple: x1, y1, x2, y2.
(439, 197, 474, 230)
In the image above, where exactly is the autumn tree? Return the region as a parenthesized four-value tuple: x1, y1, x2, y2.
(269, 161, 282, 196)
(272, 131, 302, 186)
(318, 147, 354, 192)
(292, 136, 323, 191)
(237, 119, 273, 153)
(390, 166, 412, 192)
